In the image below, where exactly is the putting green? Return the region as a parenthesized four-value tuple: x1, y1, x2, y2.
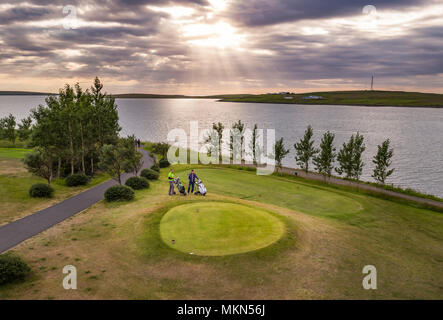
(160, 202, 285, 256)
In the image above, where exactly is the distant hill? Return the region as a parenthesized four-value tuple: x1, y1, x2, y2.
(0, 91, 53, 96)
(218, 90, 443, 107)
(2, 90, 442, 107)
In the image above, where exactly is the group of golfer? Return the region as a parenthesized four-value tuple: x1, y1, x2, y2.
(168, 169, 199, 195)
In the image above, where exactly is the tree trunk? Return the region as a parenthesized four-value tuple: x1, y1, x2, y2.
(80, 124, 85, 174)
(57, 156, 61, 179)
(90, 157, 94, 177)
(68, 120, 74, 175)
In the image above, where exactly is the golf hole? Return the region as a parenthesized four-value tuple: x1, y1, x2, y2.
(160, 202, 285, 256)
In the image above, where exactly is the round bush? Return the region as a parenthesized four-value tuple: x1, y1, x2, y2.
(141, 169, 159, 180)
(0, 254, 31, 285)
(65, 174, 89, 187)
(29, 183, 54, 198)
(125, 176, 150, 190)
(150, 164, 160, 173)
(159, 159, 170, 168)
(104, 185, 135, 202)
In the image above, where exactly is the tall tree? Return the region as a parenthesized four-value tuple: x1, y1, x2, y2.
(372, 139, 395, 184)
(274, 137, 290, 174)
(294, 125, 318, 173)
(23, 148, 54, 185)
(336, 132, 366, 180)
(0, 114, 16, 143)
(122, 135, 144, 176)
(17, 116, 33, 141)
(313, 131, 336, 180)
(230, 120, 245, 161)
(249, 123, 259, 165)
(99, 142, 127, 185)
(204, 122, 224, 160)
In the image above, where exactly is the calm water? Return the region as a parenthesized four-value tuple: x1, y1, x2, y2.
(1, 96, 442, 197)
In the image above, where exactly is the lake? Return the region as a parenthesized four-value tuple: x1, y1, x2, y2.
(1, 96, 442, 197)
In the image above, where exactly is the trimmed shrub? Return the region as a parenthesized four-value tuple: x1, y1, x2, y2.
(150, 164, 160, 173)
(141, 169, 159, 180)
(125, 176, 150, 190)
(0, 254, 31, 285)
(65, 173, 89, 187)
(159, 159, 170, 168)
(104, 185, 134, 202)
(29, 183, 54, 198)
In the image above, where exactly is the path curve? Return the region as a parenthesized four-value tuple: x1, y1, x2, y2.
(0, 147, 154, 253)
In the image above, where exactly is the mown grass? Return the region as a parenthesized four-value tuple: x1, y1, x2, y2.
(0, 147, 109, 225)
(0, 163, 442, 299)
(159, 201, 285, 256)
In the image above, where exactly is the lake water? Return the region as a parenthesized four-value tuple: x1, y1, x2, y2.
(1, 96, 442, 197)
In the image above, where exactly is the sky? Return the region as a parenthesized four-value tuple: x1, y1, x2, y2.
(0, 0, 442, 95)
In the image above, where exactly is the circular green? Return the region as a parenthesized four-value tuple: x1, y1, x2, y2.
(160, 202, 285, 256)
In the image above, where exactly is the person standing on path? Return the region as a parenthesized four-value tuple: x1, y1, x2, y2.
(168, 169, 176, 195)
(187, 169, 199, 194)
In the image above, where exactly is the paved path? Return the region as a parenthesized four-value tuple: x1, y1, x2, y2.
(0, 147, 154, 254)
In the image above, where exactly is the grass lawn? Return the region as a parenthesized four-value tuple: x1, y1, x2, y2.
(0, 148, 109, 226)
(0, 164, 442, 299)
(160, 202, 285, 256)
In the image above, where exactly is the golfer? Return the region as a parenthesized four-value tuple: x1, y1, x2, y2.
(187, 169, 199, 194)
(168, 169, 176, 195)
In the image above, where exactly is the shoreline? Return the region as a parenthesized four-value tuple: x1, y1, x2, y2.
(217, 99, 443, 109)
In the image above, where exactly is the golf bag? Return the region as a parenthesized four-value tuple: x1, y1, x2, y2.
(174, 178, 187, 196)
(194, 179, 207, 196)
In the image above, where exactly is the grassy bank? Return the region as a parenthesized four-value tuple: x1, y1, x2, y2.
(1, 163, 442, 299)
(0, 147, 109, 226)
(219, 90, 443, 107)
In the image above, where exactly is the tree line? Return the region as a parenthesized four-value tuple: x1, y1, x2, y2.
(3, 78, 144, 186)
(274, 125, 394, 184)
(205, 121, 395, 185)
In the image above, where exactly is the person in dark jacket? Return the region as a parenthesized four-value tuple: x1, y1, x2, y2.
(187, 170, 198, 194)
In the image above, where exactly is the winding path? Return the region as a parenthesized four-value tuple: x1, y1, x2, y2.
(0, 147, 154, 254)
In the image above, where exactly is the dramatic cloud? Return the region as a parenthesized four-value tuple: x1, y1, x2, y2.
(0, 0, 442, 94)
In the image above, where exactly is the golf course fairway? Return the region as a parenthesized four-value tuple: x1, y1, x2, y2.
(160, 202, 285, 256)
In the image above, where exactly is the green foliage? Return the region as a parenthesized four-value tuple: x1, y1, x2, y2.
(22, 148, 54, 184)
(204, 122, 224, 159)
(141, 168, 160, 180)
(17, 116, 33, 141)
(30, 77, 120, 177)
(99, 141, 126, 184)
(150, 142, 171, 158)
(336, 132, 366, 180)
(121, 135, 143, 175)
(313, 131, 336, 178)
(65, 174, 89, 187)
(104, 185, 134, 202)
(372, 139, 395, 184)
(294, 125, 318, 173)
(159, 158, 170, 168)
(230, 120, 245, 160)
(0, 114, 16, 143)
(125, 176, 150, 190)
(274, 137, 290, 173)
(0, 254, 31, 285)
(150, 164, 160, 172)
(29, 183, 54, 198)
